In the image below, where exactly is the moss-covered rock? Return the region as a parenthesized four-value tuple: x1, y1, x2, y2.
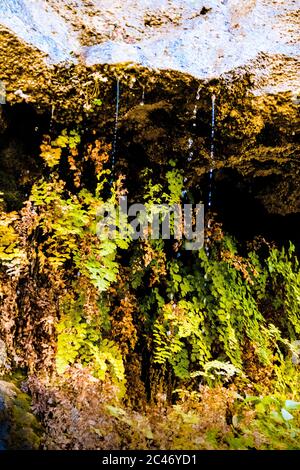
(0, 379, 42, 450)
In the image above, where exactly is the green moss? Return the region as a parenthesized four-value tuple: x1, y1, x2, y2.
(0, 376, 43, 450)
(9, 400, 42, 450)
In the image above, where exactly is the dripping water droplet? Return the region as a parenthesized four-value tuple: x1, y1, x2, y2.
(49, 104, 55, 133)
(186, 84, 202, 169)
(140, 86, 145, 106)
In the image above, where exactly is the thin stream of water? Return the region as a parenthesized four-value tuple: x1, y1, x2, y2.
(187, 84, 201, 163)
(183, 84, 202, 197)
(49, 104, 55, 134)
(208, 94, 216, 209)
(206, 93, 216, 256)
(140, 86, 145, 106)
(111, 78, 120, 177)
(179, 84, 203, 258)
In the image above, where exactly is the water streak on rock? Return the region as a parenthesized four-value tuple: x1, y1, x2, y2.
(111, 78, 120, 176)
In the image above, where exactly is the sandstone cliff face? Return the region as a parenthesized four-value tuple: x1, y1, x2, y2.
(0, 1, 299, 222)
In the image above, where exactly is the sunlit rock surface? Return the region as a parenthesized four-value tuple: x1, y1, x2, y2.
(0, 0, 299, 93)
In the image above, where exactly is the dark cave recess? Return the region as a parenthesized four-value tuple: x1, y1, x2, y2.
(0, 102, 298, 254)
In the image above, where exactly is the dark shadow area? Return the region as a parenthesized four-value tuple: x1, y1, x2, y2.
(0, 103, 47, 210)
(256, 123, 283, 146)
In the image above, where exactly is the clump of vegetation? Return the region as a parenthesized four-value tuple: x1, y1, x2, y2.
(0, 128, 300, 449)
